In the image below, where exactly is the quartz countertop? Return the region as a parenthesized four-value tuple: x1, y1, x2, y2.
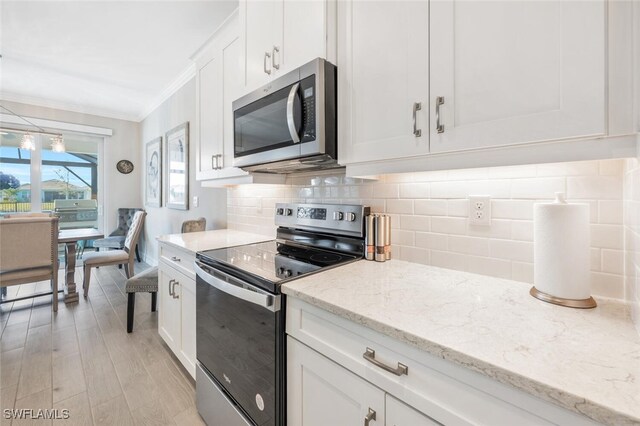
(156, 229, 273, 254)
(281, 260, 640, 426)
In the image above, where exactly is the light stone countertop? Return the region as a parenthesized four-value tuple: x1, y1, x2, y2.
(156, 229, 273, 254)
(281, 259, 640, 426)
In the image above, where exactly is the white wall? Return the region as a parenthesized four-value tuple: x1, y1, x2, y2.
(0, 100, 141, 235)
(228, 159, 627, 299)
(139, 77, 226, 264)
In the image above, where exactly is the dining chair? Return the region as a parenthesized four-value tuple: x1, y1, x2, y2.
(82, 210, 146, 297)
(124, 217, 206, 333)
(0, 216, 60, 312)
(92, 208, 143, 263)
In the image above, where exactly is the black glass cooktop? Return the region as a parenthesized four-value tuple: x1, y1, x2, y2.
(196, 240, 360, 294)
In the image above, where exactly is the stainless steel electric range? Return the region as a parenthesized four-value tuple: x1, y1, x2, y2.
(194, 203, 369, 426)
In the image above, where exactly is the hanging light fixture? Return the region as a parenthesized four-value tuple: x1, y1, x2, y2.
(50, 134, 65, 152)
(20, 132, 36, 151)
(1, 104, 65, 152)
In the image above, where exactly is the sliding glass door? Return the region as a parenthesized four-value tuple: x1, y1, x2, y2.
(0, 131, 102, 230)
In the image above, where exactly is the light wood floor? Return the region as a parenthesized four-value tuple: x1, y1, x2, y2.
(0, 264, 203, 425)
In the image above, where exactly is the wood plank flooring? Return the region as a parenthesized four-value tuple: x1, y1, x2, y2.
(0, 264, 203, 425)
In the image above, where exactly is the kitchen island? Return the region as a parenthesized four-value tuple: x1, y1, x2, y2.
(282, 259, 640, 426)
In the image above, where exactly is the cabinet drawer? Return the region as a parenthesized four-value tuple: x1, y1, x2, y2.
(159, 244, 196, 280)
(286, 298, 598, 426)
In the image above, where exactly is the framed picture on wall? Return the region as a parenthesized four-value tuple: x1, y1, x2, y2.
(145, 136, 162, 207)
(165, 122, 189, 210)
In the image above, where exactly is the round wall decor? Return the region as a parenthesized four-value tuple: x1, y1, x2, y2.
(116, 160, 134, 174)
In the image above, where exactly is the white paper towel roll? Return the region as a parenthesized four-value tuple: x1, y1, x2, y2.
(534, 192, 591, 300)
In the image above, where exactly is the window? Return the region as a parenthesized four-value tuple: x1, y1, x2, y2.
(0, 131, 102, 230)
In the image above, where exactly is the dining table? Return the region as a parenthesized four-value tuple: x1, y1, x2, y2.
(58, 228, 104, 304)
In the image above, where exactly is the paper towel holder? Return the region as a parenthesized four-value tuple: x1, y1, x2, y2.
(529, 286, 597, 309)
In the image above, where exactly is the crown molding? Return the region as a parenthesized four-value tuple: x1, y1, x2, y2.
(0, 92, 140, 122)
(136, 63, 196, 122)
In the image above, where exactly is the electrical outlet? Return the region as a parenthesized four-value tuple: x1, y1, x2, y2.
(192, 196, 199, 207)
(469, 196, 491, 226)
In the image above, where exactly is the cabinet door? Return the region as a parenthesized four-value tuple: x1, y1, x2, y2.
(338, 0, 429, 164)
(196, 54, 223, 179)
(288, 337, 385, 426)
(179, 277, 196, 378)
(386, 395, 441, 426)
(279, 0, 333, 75)
(158, 265, 181, 353)
(243, 0, 279, 91)
(430, 0, 605, 153)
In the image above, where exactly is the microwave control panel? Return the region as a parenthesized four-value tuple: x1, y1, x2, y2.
(300, 76, 316, 142)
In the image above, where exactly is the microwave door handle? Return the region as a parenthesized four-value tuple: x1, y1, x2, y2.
(286, 82, 301, 143)
(194, 262, 280, 312)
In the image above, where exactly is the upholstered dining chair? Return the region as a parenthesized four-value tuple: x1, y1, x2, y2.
(181, 217, 206, 233)
(0, 216, 60, 311)
(82, 210, 146, 297)
(124, 217, 206, 333)
(93, 208, 143, 262)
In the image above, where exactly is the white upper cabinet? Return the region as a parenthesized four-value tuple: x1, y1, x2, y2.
(429, 0, 606, 153)
(240, 0, 336, 93)
(338, 0, 429, 164)
(194, 10, 250, 182)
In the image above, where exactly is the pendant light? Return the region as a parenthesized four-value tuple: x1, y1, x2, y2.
(1, 104, 64, 152)
(20, 132, 36, 151)
(50, 135, 65, 152)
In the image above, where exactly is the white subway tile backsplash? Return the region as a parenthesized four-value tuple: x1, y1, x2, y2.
(567, 176, 622, 200)
(228, 159, 627, 300)
(602, 249, 624, 275)
(399, 183, 429, 199)
(591, 224, 624, 249)
(510, 177, 565, 199)
(415, 232, 448, 250)
(415, 199, 447, 216)
(400, 215, 430, 232)
(448, 235, 489, 256)
(598, 200, 623, 224)
(386, 199, 413, 214)
(489, 240, 533, 262)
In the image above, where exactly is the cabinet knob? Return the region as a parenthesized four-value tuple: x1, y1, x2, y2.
(364, 408, 377, 426)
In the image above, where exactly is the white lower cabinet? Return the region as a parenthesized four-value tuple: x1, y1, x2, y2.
(386, 394, 440, 426)
(158, 243, 196, 378)
(286, 298, 600, 426)
(288, 336, 386, 426)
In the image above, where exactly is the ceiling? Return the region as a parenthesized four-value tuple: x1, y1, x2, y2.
(0, 1, 238, 121)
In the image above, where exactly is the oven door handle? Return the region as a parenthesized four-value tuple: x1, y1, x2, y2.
(286, 82, 301, 144)
(194, 261, 280, 312)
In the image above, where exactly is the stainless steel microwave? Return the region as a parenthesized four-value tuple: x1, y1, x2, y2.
(232, 58, 337, 173)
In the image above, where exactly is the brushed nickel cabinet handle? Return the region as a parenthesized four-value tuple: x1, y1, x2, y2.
(171, 256, 181, 262)
(212, 155, 217, 170)
(168, 279, 175, 296)
(364, 408, 376, 426)
(217, 154, 223, 169)
(264, 52, 272, 75)
(435, 96, 445, 133)
(172, 281, 180, 299)
(363, 347, 408, 376)
(412, 102, 422, 137)
(272, 46, 280, 70)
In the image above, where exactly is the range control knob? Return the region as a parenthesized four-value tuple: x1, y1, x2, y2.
(345, 212, 356, 222)
(276, 208, 284, 215)
(285, 208, 293, 216)
(333, 211, 344, 221)
(278, 267, 292, 278)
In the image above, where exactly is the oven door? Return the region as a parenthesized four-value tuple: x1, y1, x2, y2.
(195, 261, 284, 426)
